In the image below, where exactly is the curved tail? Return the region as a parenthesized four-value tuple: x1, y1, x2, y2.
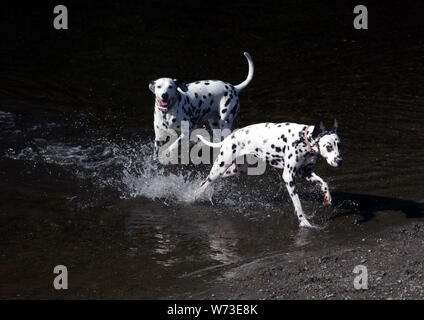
(234, 52, 254, 92)
(197, 135, 224, 148)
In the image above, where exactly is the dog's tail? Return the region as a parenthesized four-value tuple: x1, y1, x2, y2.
(196, 135, 224, 148)
(234, 52, 254, 92)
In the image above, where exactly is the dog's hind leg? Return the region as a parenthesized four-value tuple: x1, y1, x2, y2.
(207, 117, 232, 144)
(218, 95, 240, 131)
(208, 118, 221, 131)
(195, 169, 224, 203)
(195, 152, 236, 201)
(222, 156, 249, 177)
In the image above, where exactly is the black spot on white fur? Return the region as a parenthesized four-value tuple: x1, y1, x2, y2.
(198, 121, 342, 227)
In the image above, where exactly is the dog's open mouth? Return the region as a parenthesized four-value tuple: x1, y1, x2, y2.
(156, 98, 172, 112)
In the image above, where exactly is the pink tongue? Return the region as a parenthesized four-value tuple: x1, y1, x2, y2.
(160, 100, 168, 106)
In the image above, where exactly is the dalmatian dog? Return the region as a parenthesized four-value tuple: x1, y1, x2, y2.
(195, 119, 342, 228)
(149, 52, 254, 159)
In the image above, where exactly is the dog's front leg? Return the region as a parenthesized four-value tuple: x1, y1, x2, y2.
(165, 121, 193, 161)
(304, 171, 332, 206)
(162, 132, 193, 164)
(154, 123, 169, 161)
(282, 170, 312, 227)
(154, 140, 161, 160)
(165, 135, 181, 155)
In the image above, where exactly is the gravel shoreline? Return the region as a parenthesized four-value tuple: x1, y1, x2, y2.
(195, 222, 424, 300)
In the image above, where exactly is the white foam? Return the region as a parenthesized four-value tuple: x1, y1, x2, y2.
(120, 145, 209, 203)
(4, 137, 212, 203)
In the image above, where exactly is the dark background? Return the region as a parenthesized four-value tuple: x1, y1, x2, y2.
(1, 0, 423, 151)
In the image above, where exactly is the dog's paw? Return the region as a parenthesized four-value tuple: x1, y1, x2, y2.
(323, 196, 332, 206)
(299, 220, 321, 229)
(299, 219, 313, 228)
(191, 190, 203, 202)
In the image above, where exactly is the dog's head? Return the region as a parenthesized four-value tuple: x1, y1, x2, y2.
(312, 119, 343, 167)
(148, 78, 188, 112)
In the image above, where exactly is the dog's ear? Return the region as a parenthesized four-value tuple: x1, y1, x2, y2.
(148, 80, 155, 93)
(333, 119, 338, 132)
(312, 120, 325, 139)
(174, 79, 188, 92)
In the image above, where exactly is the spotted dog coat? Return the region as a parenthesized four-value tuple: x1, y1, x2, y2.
(196, 120, 342, 227)
(149, 52, 254, 158)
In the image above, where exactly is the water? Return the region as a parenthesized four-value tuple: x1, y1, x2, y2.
(1, 0, 423, 299)
(1, 102, 422, 299)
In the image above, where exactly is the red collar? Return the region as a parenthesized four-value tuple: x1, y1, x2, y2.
(304, 129, 319, 153)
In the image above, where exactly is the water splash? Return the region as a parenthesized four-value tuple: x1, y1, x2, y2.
(2, 118, 322, 217)
(3, 133, 212, 203)
(119, 143, 210, 203)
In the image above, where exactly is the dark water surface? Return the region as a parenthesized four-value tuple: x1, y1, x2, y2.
(0, 0, 423, 298)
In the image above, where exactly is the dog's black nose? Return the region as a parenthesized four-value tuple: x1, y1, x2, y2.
(336, 158, 343, 166)
(161, 93, 168, 99)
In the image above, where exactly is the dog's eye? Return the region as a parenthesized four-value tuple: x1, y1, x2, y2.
(157, 85, 162, 89)
(326, 145, 334, 152)
(169, 85, 173, 89)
